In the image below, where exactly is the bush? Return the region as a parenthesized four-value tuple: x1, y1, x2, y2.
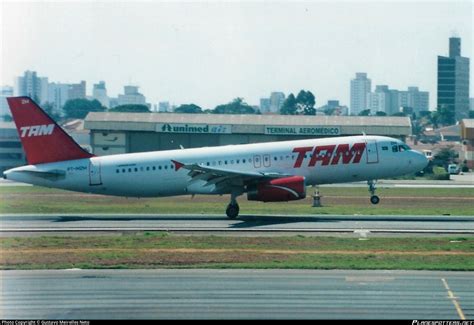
(461, 165, 469, 173)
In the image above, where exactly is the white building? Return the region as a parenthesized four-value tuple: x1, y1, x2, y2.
(398, 87, 429, 115)
(92, 81, 109, 108)
(117, 85, 147, 106)
(366, 85, 392, 115)
(47, 83, 69, 116)
(259, 98, 271, 113)
(158, 102, 171, 112)
(269, 92, 285, 113)
(350, 72, 371, 115)
(15, 70, 48, 104)
(0, 86, 14, 117)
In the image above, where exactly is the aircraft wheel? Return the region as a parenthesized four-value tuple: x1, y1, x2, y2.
(370, 195, 380, 205)
(226, 203, 240, 219)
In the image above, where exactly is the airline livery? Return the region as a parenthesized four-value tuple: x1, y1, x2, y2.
(4, 97, 428, 218)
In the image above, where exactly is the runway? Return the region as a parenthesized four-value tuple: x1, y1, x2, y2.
(1, 213, 474, 235)
(1, 269, 472, 319)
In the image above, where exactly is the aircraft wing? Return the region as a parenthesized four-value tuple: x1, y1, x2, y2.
(172, 160, 291, 189)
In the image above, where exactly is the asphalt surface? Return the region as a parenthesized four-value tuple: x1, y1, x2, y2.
(1, 269, 472, 319)
(1, 214, 474, 235)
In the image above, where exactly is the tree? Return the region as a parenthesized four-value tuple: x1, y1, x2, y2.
(391, 112, 406, 117)
(42, 102, 61, 122)
(174, 104, 203, 114)
(436, 105, 455, 126)
(109, 104, 150, 113)
(63, 99, 106, 119)
(2, 114, 13, 122)
(433, 146, 458, 169)
(213, 98, 257, 114)
(280, 90, 316, 115)
(280, 93, 297, 115)
(358, 109, 371, 116)
(296, 90, 316, 115)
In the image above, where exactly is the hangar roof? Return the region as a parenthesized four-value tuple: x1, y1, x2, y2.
(85, 112, 412, 136)
(86, 112, 410, 127)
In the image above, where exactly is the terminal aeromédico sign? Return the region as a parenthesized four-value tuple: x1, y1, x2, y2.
(156, 123, 232, 134)
(265, 126, 340, 136)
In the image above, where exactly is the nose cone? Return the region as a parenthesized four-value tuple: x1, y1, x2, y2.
(412, 151, 429, 172)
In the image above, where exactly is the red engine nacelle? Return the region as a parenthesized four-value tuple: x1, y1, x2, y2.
(247, 176, 306, 202)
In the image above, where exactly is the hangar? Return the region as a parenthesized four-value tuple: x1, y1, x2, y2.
(84, 112, 412, 156)
(460, 119, 474, 169)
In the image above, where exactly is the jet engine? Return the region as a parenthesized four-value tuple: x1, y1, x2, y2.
(247, 176, 306, 202)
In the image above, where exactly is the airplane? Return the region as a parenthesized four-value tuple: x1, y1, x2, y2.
(4, 96, 428, 219)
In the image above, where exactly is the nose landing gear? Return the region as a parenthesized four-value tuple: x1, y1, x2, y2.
(368, 180, 380, 205)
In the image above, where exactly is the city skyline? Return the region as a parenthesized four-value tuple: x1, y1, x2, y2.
(1, 1, 473, 109)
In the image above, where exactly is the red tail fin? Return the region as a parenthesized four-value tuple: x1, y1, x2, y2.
(7, 96, 93, 165)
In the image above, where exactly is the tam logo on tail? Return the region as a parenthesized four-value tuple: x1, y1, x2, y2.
(20, 124, 55, 138)
(7, 96, 93, 164)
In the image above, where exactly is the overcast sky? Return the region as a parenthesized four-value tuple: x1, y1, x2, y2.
(1, 0, 472, 109)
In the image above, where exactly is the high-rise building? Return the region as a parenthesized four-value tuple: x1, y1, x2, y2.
(269, 92, 285, 113)
(399, 87, 429, 115)
(15, 70, 48, 104)
(117, 85, 147, 106)
(437, 37, 470, 122)
(367, 85, 430, 116)
(158, 101, 170, 112)
(366, 85, 392, 115)
(0, 86, 14, 117)
(68, 81, 86, 100)
(259, 98, 271, 113)
(92, 81, 109, 108)
(350, 72, 371, 115)
(47, 83, 69, 116)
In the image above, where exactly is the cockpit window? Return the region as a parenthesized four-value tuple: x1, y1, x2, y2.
(398, 144, 411, 152)
(392, 145, 398, 153)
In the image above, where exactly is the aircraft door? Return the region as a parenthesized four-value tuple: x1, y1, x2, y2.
(89, 159, 102, 185)
(253, 155, 262, 168)
(366, 140, 379, 164)
(263, 154, 271, 167)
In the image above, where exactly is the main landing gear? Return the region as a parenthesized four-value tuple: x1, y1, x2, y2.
(226, 191, 241, 219)
(368, 180, 380, 205)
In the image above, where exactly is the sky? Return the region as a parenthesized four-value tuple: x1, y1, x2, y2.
(1, 0, 473, 109)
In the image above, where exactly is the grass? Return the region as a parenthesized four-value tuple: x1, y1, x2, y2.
(1, 186, 474, 215)
(1, 233, 473, 270)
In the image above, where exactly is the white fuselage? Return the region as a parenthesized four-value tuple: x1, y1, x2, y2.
(4, 135, 427, 197)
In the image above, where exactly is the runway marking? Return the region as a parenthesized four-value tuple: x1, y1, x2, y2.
(441, 278, 466, 320)
(2, 247, 474, 256)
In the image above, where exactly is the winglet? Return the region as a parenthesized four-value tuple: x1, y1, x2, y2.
(171, 160, 185, 171)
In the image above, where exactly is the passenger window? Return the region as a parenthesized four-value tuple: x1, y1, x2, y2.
(116, 169, 120, 173)
(243, 159, 246, 163)
(382, 146, 388, 151)
(165, 165, 168, 169)
(159, 166, 162, 170)
(128, 168, 132, 173)
(206, 162, 210, 166)
(152, 166, 156, 171)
